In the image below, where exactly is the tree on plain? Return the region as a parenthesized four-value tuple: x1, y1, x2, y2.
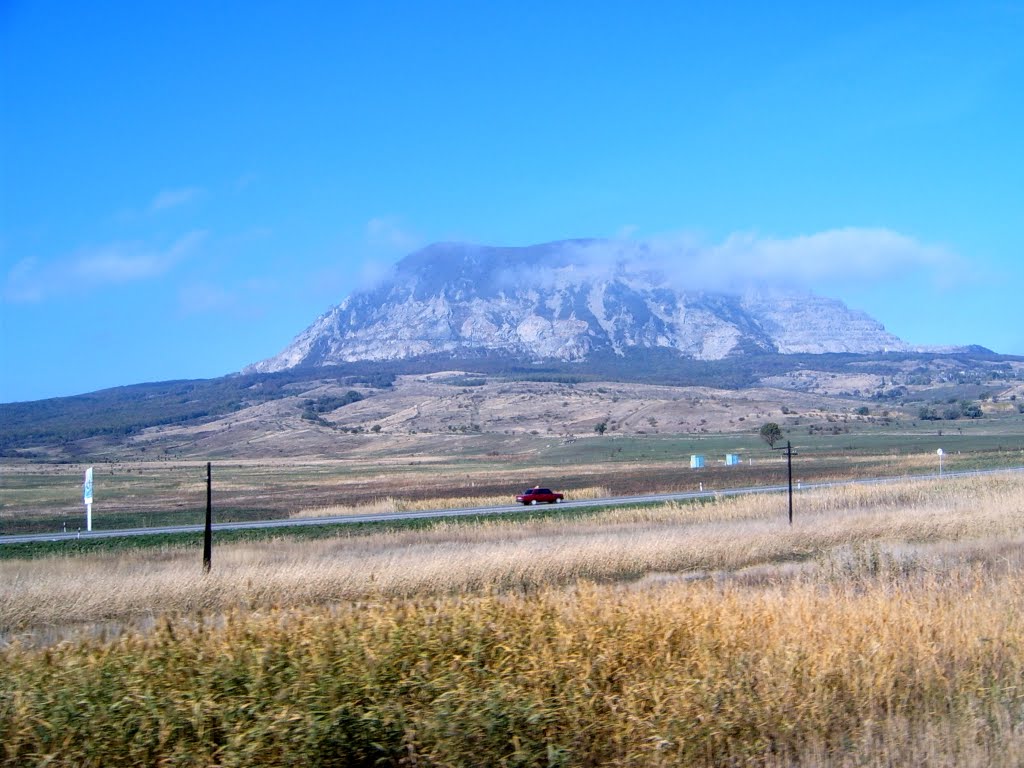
(759, 422, 783, 448)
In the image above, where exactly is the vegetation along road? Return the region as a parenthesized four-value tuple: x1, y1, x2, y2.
(3, 466, 1020, 546)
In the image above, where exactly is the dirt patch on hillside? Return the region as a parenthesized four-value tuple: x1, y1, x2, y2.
(87, 372, 904, 462)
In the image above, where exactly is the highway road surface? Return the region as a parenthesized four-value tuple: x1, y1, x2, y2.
(2, 466, 1021, 546)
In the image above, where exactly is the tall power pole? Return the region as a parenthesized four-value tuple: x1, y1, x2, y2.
(773, 441, 798, 525)
(203, 462, 212, 572)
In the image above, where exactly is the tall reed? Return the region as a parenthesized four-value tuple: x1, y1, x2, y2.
(3, 474, 1024, 765)
(2, 564, 1022, 766)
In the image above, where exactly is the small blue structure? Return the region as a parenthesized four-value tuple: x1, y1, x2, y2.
(725, 453, 741, 466)
(690, 454, 705, 469)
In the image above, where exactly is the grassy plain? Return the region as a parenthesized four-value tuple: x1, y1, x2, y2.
(3, 381, 1024, 765)
(4, 418, 1024, 536)
(3, 473, 1024, 765)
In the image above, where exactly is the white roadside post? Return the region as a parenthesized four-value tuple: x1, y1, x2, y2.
(937, 448, 944, 477)
(83, 466, 94, 531)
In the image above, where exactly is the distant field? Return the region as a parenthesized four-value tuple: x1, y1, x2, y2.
(3, 416, 1024, 536)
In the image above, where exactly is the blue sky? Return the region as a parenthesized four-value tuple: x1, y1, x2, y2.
(2, 1, 1022, 403)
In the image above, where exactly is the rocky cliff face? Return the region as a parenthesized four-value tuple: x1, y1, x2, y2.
(247, 239, 910, 372)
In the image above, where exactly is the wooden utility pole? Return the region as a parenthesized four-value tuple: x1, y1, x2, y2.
(203, 462, 212, 572)
(773, 441, 798, 525)
(786, 441, 794, 525)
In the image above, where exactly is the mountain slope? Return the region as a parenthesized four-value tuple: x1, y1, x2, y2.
(247, 240, 910, 373)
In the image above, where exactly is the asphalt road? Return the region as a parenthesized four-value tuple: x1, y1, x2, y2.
(3, 466, 1022, 546)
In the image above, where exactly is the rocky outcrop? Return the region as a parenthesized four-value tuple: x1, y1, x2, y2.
(247, 240, 910, 373)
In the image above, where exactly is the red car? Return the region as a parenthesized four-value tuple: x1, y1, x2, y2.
(516, 487, 564, 505)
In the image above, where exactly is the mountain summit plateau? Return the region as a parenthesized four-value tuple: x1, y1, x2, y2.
(247, 239, 910, 373)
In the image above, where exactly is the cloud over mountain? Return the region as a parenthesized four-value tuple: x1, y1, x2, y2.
(247, 236, 916, 373)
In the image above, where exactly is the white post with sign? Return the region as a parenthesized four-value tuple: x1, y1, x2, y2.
(83, 467, 94, 531)
(937, 448, 944, 477)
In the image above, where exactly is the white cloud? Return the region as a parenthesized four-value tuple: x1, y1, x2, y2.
(705, 228, 955, 286)
(357, 258, 396, 290)
(150, 186, 204, 212)
(2, 231, 206, 303)
(365, 216, 421, 252)
(615, 227, 958, 293)
(486, 228, 960, 296)
(3, 257, 45, 302)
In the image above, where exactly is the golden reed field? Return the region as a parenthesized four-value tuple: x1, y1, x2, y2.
(3, 472, 1024, 766)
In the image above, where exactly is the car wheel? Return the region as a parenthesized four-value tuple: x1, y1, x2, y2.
(555, 498, 561, 503)
(531, 499, 538, 505)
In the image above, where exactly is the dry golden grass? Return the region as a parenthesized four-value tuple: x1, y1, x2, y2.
(3, 473, 1024, 766)
(2, 473, 1022, 640)
(2, 560, 1023, 766)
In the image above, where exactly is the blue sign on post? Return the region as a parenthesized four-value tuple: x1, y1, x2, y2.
(84, 467, 93, 505)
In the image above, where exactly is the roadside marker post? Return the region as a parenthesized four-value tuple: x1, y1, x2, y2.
(83, 467, 93, 532)
(937, 448, 944, 477)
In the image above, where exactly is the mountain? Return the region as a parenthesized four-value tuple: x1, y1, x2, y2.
(246, 239, 911, 373)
